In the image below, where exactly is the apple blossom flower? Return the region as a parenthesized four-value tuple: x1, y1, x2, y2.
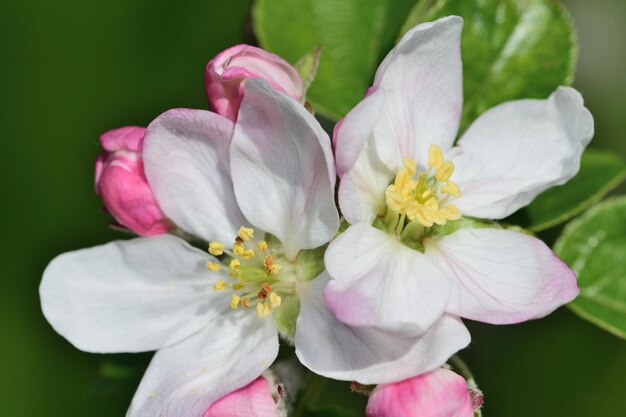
(205, 44, 303, 121)
(94, 126, 172, 236)
(41, 79, 469, 416)
(204, 375, 285, 417)
(365, 368, 474, 417)
(326, 16, 593, 337)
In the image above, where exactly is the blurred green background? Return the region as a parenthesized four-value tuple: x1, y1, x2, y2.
(1, 0, 624, 415)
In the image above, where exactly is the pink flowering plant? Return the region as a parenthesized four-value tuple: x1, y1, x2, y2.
(38, 1, 626, 417)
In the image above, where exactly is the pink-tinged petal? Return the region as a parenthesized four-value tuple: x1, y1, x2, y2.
(205, 44, 303, 121)
(324, 224, 450, 336)
(128, 315, 279, 417)
(426, 228, 579, 324)
(95, 126, 172, 236)
(449, 87, 594, 219)
(296, 273, 470, 384)
(231, 79, 338, 259)
(144, 108, 247, 244)
(366, 368, 473, 417)
(40, 235, 222, 353)
(204, 376, 279, 417)
(335, 16, 463, 178)
(99, 125, 145, 152)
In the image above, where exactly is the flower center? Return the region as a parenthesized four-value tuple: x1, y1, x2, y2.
(378, 145, 461, 242)
(206, 227, 295, 318)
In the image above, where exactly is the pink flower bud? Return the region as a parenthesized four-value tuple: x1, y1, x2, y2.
(365, 368, 474, 417)
(205, 44, 303, 121)
(204, 376, 284, 417)
(95, 126, 171, 236)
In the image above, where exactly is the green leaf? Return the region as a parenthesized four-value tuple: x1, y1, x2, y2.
(253, 0, 415, 120)
(554, 196, 626, 339)
(510, 150, 626, 232)
(402, 0, 577, 132)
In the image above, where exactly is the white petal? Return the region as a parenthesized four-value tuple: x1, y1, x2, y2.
(450, 87, 594, 219)
(335, 16, 463, 223)
(369, 16, 463, 170)
(295, 273, 470, 384)
(128, 314, 279, 417)
(334, 91, 385, 175)
(40, 235, 222, 353)
(144, 108, 246, 244)
(324, 223, 449, 336)
(426, 228, 579, 324)
(338, 138, 395, 224)
(231, 79, 339, 258)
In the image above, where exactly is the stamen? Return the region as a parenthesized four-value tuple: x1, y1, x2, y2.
(233, 242, 245, 257)
(208, 242, 225, 256)
(237, 227, 254, 241)
(230, 295, 241, 309)
(206, 261, 221, 272)
(384, 145, 462, 230)
(441, 181, 461, 198)
(435, 161, 455, 182)
(256, 302, 271, 318)
(428, 145, 444, 169)
(229, 259, 241, 270)
(205, 226, 287, 318)
(269, 292, 282, 308)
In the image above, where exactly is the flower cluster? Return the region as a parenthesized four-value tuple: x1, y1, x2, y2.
(40, 16, 592, 417)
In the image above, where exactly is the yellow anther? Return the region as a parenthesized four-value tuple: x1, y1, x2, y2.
(230, 295, 241, 309)
(257, 240, 268, 251)
(232, 282, 245, 291)
(229, 259, 241, 270)
(441, 181, 461, 197)
(208, 242, 225, 256)
(214, 280, 227, 290)
(269, 292, 282, 308)
(241, 297, 250, 309)
(435, 160, 455, 182)
(205, 261, 221, 272)
(385, 185, 406, 213)
(237, 227, 254, 241)
(268, 264, 282, 277)
(428, 145, 444, 169)
(255, 303, 265, 317)
(255, 302, 271, 318)
(415, 208, 434, 228)
(441, 204, 461, 220)
(233, 242, 245, 257)
(241, 249, 255, 260)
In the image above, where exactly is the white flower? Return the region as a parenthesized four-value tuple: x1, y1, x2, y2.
(40, 79, 469, 417)
(326, 16, 593, 341)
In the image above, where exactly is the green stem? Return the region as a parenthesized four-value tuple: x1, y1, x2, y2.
(292, 372, 326, 417)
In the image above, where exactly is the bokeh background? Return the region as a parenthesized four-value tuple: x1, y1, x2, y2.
(1, 0, 624, 415)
